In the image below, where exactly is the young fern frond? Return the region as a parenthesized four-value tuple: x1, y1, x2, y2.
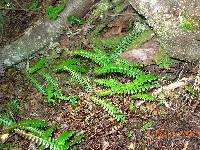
(109, 29, 144, 60)
(132, 93, 156, 102)
(94, 78, 122, 87)
(90, 96, 126, 123)
(97, 82, 156, 96)
(28, 58, 48, 74)
(71, 49, 111, 66)
(94, 61, 142, 78)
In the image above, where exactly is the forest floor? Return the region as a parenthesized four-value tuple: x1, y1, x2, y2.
(0, 1, 200, 150)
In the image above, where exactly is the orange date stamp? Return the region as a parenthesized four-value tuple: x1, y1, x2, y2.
(155, 129, 199, 137)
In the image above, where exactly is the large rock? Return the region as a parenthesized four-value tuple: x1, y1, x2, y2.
(129, 0, 200, 62)
(0, 0, 96, 67)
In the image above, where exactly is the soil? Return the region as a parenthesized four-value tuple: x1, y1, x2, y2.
(0, 1, 200, 150)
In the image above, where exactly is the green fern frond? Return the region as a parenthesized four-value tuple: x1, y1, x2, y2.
(27, 74, 46, 95)
(0, 115, 13, 126)
(71, 49, 111, 66)
(94, 78, 121, 87)
(109, 29, 144, 60)
(28, 58, 48, 74)
(97, 82, 156, 96)
(132, 93, 156, 102)
(94, 62, 142, 78)
(15, 129, 63, 150)
(90, 96, 126, 123)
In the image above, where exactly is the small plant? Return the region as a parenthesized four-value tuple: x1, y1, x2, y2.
(127, 130, 134, 138)
(140, 121, 153, 132)
(27, 58, 77, 106)
(46, 2, 65, 20)
(179, 15, 199, 32)
(29, 0, 39, 10)
(67, 15, 83, 26)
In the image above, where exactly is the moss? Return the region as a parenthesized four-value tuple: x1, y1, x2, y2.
(90, 35, 124, 50)
(179, 15, 199, 32)
(128, 29, 154, 49)
(155, 47, 180, 69)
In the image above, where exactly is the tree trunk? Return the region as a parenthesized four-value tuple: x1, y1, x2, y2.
(129, 0, 200, 62)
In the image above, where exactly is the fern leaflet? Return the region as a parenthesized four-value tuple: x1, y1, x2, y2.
(90, 96, 126, 123)
(28, 58, 48, 74)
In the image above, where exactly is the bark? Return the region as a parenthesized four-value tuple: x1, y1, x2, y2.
(129, 0, 200, 62)
(1, 0, 96, 67)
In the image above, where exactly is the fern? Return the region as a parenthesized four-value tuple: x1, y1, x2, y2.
(109, 29, 144, 60)
(15, 129, 62, 149)
(94, 60, 142, 78)
(28, 58, 48, 74)
(90, 96, 126, 123)
(71, 48, 111, 66)
(132, 93, 156, 102)
(1, 118, 83, 150)
(15, 129, 83, 150)
(94, 78, 122, 87)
